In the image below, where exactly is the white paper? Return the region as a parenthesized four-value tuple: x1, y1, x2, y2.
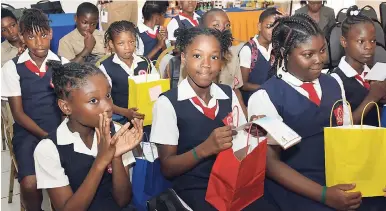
(128, 73, 161, 83)
(235, 117, 301, 150)
(139, 142, 159, 162)
(231, 129, 263, 155)
(364, 62, 386, 81)
(149, 85, 162, 102)
(101, 10, 108, 23)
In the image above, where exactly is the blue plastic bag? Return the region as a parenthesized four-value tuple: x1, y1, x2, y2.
(132, 145, 171, 211)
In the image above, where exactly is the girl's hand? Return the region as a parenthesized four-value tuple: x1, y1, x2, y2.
(95, 112, 117, 168)
(325, 184, 362, 210)
(201, 126, 236, 157)
(113, 118, 143, 158)
(125, 108, 145, 120)
(246, 115, 267, 137)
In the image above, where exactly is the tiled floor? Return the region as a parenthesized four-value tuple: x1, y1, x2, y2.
(1, 145, 50, 211)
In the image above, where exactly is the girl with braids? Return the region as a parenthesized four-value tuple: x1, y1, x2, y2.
(150, 27, 277, 210)
(137, 0, 169, 61)
(1, 8, 69, 211)
(330, 6, 386, 211)
(248, 14, 360, 211)
(99, 20, 157, 125)
(331, 5, 386, 127)
(34, 61, 143, 211)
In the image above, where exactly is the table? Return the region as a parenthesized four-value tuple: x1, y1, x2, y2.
(48, 13, 76, 54)
(164, 7, 279, 45)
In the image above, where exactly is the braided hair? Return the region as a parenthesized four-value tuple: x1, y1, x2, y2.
(268, 13, 322, 78)
(48, 61, 104, 99)
(142, 1, 169, 21)
(174, 27, 233, 59)
(104, 20, 138, 49)
(19, 8, 50, 35)
(342, 5, 374, 38)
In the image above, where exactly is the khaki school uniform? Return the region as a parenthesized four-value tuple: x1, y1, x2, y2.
(1, 40, 19, 67)
(100, 1, 138, 31)
(58, 29, 106, 61)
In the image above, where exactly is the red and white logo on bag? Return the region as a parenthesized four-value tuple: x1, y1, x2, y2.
(223, 112, 234, 126)
(333, 105, 344, 126)
(138, 70, 147, 75)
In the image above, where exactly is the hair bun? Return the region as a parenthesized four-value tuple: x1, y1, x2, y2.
(346, 5, 360, 17)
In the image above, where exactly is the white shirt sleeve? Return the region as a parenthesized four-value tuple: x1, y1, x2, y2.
(149, 95, 179, 145)
(99, 64, 112, 87)
(136, 35, 145, 56)
(1, 60, 21, 97)
(60, 56, 70, 65)
(248, 90, 283, 145)
(239, 45, 252, 69)
(34, 139, 70, 189)
(167, 19, 179, 41)
(114, 123, 136, 166)
(330, 73, 353, 125)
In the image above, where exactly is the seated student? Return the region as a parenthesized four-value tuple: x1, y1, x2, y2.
(167, 0, 200, 45)
(330, 6, 386, 211)
(1, 9, 69, 211)
(1, 8, 24, 66)
(248, 14, 360, 211)
(99, 21, 157, 125)
(331, 6, 386, 127)
(150, 27, 278, 211)
(239, 8, 281, 105)
(34, 61, 143, 211)
(137, 1, 169, 61)
(58, 2, 106, 64)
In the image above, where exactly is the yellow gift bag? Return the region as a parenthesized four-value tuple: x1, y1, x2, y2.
(324, 100, 386, 197)
(128, 61, 170, 126)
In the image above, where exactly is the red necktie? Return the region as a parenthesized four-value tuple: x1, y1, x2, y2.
(191, 97, 217, 120)
(300, 83, 321, 106)
(25, 60, 47, 78)
(354, 75, 370, 90)
(179, 12, 199, 27)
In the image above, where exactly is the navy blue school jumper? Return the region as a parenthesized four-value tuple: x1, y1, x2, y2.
(240, 41, 271, 106)
(332, 68, 386, 211)
(138, 28, 161, 60)
(261, 74, 342, 211)
(332, 67, 383, 127)
(47, 124, 135, 211)
(12, 57, 62, 182)
(162, 84, 279, 211)
(173, 15, 201, 29)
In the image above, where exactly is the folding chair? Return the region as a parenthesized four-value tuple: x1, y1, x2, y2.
(373, 19, 386, 46)
(374, 43, 386, 64)
(325, 23, 345, 72)
(361, 5, 378, 21)
(380, 2, 386, 30)
(336, 8, 348, 23)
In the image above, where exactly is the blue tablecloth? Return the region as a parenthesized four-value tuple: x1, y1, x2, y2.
(48, 13, 76, 54)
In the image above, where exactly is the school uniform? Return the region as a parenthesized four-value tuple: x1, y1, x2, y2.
(1, 49, 69, 182)
(218, 43, 244, 90)
(34, 118, 136, 211)
(137, 22, 163, 61)
(1, 39, 19, 66)
(248, 72, 351, 211)
(99, 53, 157, 136)
(58, 28, 106, 63)
(331, 57, 383, 127)
(239, 35, 273, 105)
(150, 79, 278, 211)
(331, 57, 386, 211)
(167, 12, 201, 41)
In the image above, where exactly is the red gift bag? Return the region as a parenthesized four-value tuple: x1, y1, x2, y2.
(206, 106, 268, 211)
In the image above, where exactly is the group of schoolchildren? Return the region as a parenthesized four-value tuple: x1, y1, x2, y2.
(1, 0, 386, 210)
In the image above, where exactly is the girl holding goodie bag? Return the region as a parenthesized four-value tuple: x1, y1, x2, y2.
(150, 27, 277, 210)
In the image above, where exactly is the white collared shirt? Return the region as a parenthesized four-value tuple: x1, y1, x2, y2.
(1, 49, 69, 97)
(137, 22, 159, 57)
(248, 72, 351, 145)
(330, 56, 371, 88)
(99, 53, 158, 86)
(150, 78, 246, 145)
(239, 35, 273, 69)
(34, 118, 136, 189)
(167, 13, 200, 41)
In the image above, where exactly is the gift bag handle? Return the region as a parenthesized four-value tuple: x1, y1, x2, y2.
(329, 99, 353, 127)
(139, 56, 161, 82)
(361, 102, 381, 127)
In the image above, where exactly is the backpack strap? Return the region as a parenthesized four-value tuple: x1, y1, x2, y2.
(248, 38, 259, 71)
